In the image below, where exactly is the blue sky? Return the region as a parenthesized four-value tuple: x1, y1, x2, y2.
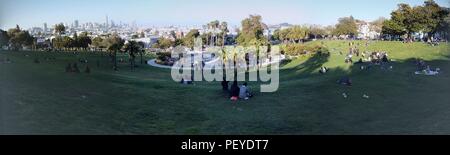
(1, 0, 449, 29)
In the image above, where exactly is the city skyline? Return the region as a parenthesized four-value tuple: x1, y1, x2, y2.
(1, 0, 449, 29)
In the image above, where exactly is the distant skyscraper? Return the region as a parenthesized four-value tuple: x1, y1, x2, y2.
(106, 15, 109, 28)
(43, 23, 47, 32)
(74, 20, 79, 28)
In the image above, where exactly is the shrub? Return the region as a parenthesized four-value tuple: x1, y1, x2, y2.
(281, 43, 329, 57)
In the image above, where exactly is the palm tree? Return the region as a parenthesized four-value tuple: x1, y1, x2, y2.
(220, 22, 229, 47)
(123, 40, 142, 70)
(137, 41, 145, 64)
(106, 34, 124, 71)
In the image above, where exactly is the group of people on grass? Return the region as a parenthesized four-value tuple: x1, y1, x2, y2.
(178, 75, 254, 101)
(222, 78, 253, 101)
(347, 49, 391, 71)
(415, 58, 440, 76)
(0, 57, 11, 64)
(65, 62, 90, 73)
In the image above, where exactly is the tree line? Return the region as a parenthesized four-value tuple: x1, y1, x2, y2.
(382, 0, 449, 41)
(0, 25, 34, 50)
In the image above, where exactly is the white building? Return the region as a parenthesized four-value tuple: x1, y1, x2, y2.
(357, 22, 380, 40)
(129, 35, 159, 49)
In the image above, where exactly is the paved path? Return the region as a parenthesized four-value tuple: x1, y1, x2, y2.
(147, 59, 173, 69)
(148, 56, 286, 70)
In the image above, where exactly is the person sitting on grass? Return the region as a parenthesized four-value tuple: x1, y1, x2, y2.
(337, 77, 352, 86)
(345, 56, 353, 63)
(382, 54, 389, 63)
(230, 81, 240, 101)
(319, 66, 329, 74)
(416, 59, 427, 71)
(239, 82, 253, 100)
(182, 74, 193, 85)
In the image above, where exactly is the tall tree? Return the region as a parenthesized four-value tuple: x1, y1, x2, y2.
(421, 0, 449, 39)
(0, 29, 10, 47)
(236, 15, 268, 46)
(153, 37, 174, 49)
(123, 40, 141, 70)
(309, 25, 325, 39)
(287, 25, 309, 43)
(333, 16, 358, 38)
(77, 32, 91, 50)
(183, 29, 200, 49)
(382, 19, 406, 39)
(52, 36, 65, 50)
(208, 20, 220, 46)
(220, 21, 229, 47)
(137, 41, 146, 64)
(7, 25, 34, 50)
(54, 23, 66, 35)
(106, 34, 124, 70)
(323, 25, 335, 38)
(92, 37, 104, 51)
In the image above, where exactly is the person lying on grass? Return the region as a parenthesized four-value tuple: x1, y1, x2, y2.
(338, 77, 352, 86)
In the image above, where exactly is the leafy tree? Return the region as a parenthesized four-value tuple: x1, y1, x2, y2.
(236, 15, 268, 46)
(183, 29, 200, 49)
(0, 29, 10, 47)
(76, 32, 91, 50)
(7, 25, 34, 50)
(287, 25, 309, 43)
(174, 38, 184, 47)
(62, 36, 74, 50)
(323, 25, 335, 38)
(275, 26, 309, 43)
(105, 34, 124, 70)
(153, 37, 174, 49)
(220, 22, 229, 46)
(207, 20, 220, 46)
(309, 25, 325, 39)
(440, 15, 450, 40)
(54, 23, 66, 35)
(92, 37, 104, 51)
(333, 16, 358, 38)
(421, 0, 449, 39)
(52, 36, 65, 50)
(277, 28, 291, 42)
(137, 41, 146, 64)
(382, 19, 406, 39)
(272, 29, 281, 41)
(382, 1, 449, 40)
(123, 40, 141, 70)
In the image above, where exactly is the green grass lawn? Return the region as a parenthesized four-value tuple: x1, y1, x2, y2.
(1, 40, 450, 135)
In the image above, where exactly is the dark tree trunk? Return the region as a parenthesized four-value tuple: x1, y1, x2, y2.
(113, 50, 118, 71)
(140, 52, 143, 64)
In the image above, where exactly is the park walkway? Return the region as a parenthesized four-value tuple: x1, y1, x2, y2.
(147, 59, 173, 69)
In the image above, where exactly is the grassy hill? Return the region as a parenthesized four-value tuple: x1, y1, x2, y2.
(1, 40, 449, 134)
